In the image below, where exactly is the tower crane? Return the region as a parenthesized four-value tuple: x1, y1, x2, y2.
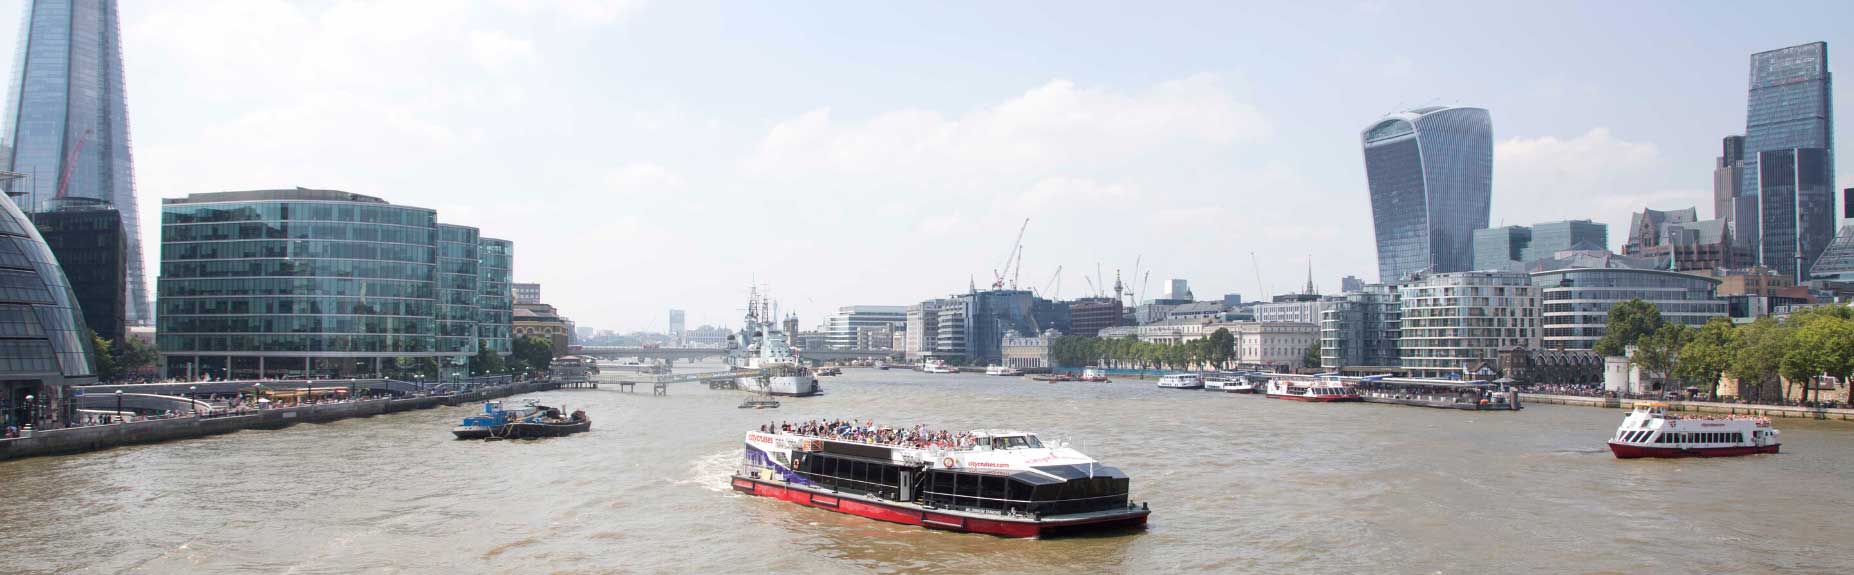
(991, 218, 1030, 290)
(1042, 265, 1063, 299)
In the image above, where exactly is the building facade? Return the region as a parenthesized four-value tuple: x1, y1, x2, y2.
(0, 193, 97, 429)
(668, 308, 685, 346)
(513, 302, 570, 356)
(1715, 135, 1750, 239)
(1532, 268, 1726, 351)
(1622, 207, 1743, 271)
(2, 0, 150, 326)
(1234, 322, 1319, 371)
(477, 237, 514, 356)
(1254, 297, 1335, 324)
(1319, 284, 1402, 369)
(512, 282, 541, 305)
(1362, 106, 1494, 281)
(1067, 296, 1123, 337)
(435, 224, 480, 378)
(1741, 42, 1832, 260)
(823, 305, 906, 350)
(1000, 330, 1059, 369)
(30, 198, 127, 342)
(157, 190, 514, 379)
(1397, 271, 1540, 378)
(1472, 226, 1531, 271)
(1756, 147, 1834, 281)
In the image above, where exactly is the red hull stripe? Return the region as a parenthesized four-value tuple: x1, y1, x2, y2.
(1608, 442, 1780, 459)
(1266, 394, 1361, 402)
(735, 476, 1148, 538)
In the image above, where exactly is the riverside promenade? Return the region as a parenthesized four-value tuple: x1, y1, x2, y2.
(1522, 393, 1854, 422)
(0, 379, 560, 462)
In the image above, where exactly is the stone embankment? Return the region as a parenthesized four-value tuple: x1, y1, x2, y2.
(0, 380, 559, 462)
(1522, 393, 1854, 421)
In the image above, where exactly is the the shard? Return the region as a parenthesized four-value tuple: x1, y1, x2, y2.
(1, 0, 148, 327)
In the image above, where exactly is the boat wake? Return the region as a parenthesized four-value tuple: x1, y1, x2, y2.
(680, 449, 741, 493)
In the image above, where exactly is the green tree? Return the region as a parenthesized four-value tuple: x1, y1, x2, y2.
(1594, 299, 1663, 357)
(511, 335, 555, 376)
(1675, 317, 1736, 398)
(91, 333, 121, 382)
(116, 336, 157, 375)
(1206, 328, 1235, 370)
(1780, 312, 1854, 405)
(1633, 323, 1691, 391)
(1729, 318, 1789, 401)
(1303, 341, 1322, 370)
(471, 341, 506, 375)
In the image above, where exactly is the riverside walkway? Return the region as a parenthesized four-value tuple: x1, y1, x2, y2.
(1521, 393, 1854, 421)
(0, 379, 559, 462)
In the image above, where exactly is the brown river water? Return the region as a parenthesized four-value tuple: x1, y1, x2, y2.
(3, 363, 1852, 574)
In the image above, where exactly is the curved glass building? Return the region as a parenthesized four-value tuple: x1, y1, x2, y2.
(0, 191, 97, 429)
(159, 189, 451, 379)
(1532, 268, 1726, 351)
(1362, 106, 1493, 282)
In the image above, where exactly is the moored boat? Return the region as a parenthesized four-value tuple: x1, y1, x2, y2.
(1079, 368, 1111, 382)
(1607, 402, 1780, 459)
(922, 359, 958, 374)
(499, 408, 591, 438)
(1264, 374, 1359, 402)
(734, 420, 1150, 538)
(452, 400, 544, 439)
(1156, 373, 1204, 390)
(453, 400, 589, 439)
(985, 365, 1023, 376)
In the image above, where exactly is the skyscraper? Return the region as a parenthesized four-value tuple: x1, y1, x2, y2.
(1741, 42, 1832, 277)
(668, 309, 686, 346)
(1757, 148, 1834, 281)
(2, 0, 149, 327)
(1714, 135, 1748, 243)
(1362, 106, 1493, 282)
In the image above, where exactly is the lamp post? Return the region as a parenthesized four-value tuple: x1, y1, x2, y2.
(114, 390, 123, 423)
(189, 386, 198, 416)
(23, 394, 33, 428)
(306, 380, 313, 405)
(254, 382, 263, 409)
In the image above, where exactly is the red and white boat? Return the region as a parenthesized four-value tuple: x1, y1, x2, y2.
(1264, 374, 1360, 402)
(1079, 367, 1111, 382)
(1607, 402, 1780, 459)
(733, 421, 1150, 538)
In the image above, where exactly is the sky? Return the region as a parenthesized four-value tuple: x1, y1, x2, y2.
(3, 0, 1853, 333)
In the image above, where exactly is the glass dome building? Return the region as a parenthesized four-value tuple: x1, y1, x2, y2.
(0, 191, 98, 429)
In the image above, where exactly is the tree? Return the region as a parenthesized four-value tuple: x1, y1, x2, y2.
(511, 335, 555, 375)
(1594, 299, 1663, 357)
(471, 341, 506, 376)
(116, 336, 157, 375)
(1780, 312, 1854, 405)
(1633, 323, 1690, 391)
(1206, 328, 1235, 370)
(1729, 318, 1789, 401)
(1675, 317, 1736, 398)
(91, 333, 121, 382)
(1303, 341, 1322, 370)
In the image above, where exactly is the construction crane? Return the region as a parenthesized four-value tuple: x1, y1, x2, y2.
(991, 218, 1030, 290)
(1095, 263, 1106, 298)
(1084, 276, 1098, 299)
(1250, 251, 1267, 299)
(1042, 265, 1062, 299)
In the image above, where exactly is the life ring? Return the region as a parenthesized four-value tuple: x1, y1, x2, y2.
(942, 456, 956, 468)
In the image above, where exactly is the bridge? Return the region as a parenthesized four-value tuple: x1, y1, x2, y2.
(575, 346, 900, 363)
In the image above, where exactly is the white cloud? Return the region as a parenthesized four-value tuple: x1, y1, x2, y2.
(1494, 127, 1704, 248)
(1007, 177, 1137, 212)
(743, 74, 1268, 180)
(470, 29, 538, 72)
(491, 0, 647, 25)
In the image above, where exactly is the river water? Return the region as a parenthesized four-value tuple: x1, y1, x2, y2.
(4, 364, 1852, 574)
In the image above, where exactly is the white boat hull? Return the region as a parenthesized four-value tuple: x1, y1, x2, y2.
(739, 375, 820, 397)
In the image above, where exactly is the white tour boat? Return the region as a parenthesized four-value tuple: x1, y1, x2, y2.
(1607, 402, 1780, 459)
(1080, 368, 1111, 382)
(1204, 376, 1242, 391)
(985, 365, 1023, 376)
(921, 359, 958, 374)
(735, 422, 1150, 538)
(1155, 373, 1204, 390)
(1264, 374, 1359, 402)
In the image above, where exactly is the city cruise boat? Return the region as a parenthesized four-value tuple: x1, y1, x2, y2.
(1080, 368, 1111, 382)
(1203, 376, 1238, 391)
(1264, 374, 1360, 402)
(985, 365, 1023, 376)
(734, 423, 1150, 538)
(922, 359, 958, 374)
(1155, 373, 1204, 390)
(1607, 403, 1780, 459)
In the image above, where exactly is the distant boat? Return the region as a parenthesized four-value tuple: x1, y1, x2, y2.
(984, 365, 1022, 376)
(921, 359, 958, 374)
(1080, 368, 1111, 382)
(1156, 373, 1204, 390)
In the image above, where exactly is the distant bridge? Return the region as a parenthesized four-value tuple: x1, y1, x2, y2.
(576, 346, 900, 363)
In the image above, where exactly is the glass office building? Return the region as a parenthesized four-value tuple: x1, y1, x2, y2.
(1532, 268, 1725, 351)
(1362, 106, 1493, 282)
(157, 189, 515, 379)
(1756, 148, 1835, 281)
(436, 224, 480, 378)
(30, 197, 127, 342)
(0, 192, 97, 429)
(1472, 226, 1531, 271)
(478, 237, 514, 356)
(2, 0, 150, 327)
(1742, 42, 1832, 269)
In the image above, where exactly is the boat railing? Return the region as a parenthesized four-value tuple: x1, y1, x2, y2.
(919, 490, 1132, 517)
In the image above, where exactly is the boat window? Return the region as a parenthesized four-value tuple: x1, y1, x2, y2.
(1024, 435, 1043, 449)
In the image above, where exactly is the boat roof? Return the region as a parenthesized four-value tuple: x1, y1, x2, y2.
(970, 429, 1038, 437)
